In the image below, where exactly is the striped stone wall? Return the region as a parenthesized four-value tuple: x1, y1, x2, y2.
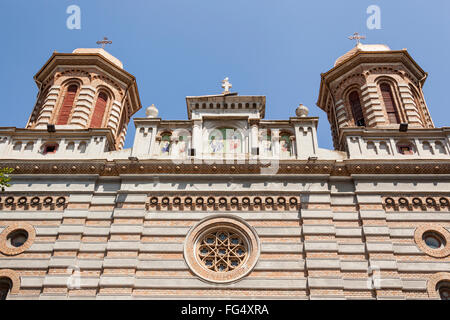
(0, 175, 449, 300)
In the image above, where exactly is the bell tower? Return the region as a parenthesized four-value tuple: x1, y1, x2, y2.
(317, 42, 434, 151)
(26, 48, 142, 150)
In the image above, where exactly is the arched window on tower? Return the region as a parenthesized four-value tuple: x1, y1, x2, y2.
(90, 91, 109, 128)
(0, 277, 12, 300)
(380, 83, 400, 124)
(56, 84, 78, 125)
(349, 91, 365, 127)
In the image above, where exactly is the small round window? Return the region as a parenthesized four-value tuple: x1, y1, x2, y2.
(0, 224, 36, 256)
(423, 232, 445, 249)
(7, 230, 28, 248)
(415, 226, 450, 258)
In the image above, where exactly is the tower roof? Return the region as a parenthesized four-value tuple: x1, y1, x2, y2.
(334, 43, 391, 67)
(72, 48, 123, 69)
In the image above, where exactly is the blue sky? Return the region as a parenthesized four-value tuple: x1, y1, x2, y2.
(1, 0, 449, 149)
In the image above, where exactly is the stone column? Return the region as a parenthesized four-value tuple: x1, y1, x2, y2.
(192, 120, 202, 159)
(106, 101, 123, 137)
(361, 83, 385, 127)
(249, 119, 259, 158)
(398, 84, 422, 127)
(272, 129, 280, 158)
(389, 138, 398, 157)
(35, 85, 61, 129)
(335, 99, 349, 130)
(289, 136, 296, 158)
(69, 85, 96, 128)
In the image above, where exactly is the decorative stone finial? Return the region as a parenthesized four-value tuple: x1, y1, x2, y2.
(146, 104, 158, 118)
(296, 104, 309, 117)
(222, 77, 232, 94)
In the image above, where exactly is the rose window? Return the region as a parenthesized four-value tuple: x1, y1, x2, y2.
(184, 216, 260, 283)
(197, 230, 248, 272)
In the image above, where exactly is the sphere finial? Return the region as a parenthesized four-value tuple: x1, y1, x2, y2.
(296, 104, 309, 117)
(146, 104, 159, 118)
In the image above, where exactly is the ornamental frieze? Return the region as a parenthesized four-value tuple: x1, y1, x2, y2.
(2, 161, 449, 176)
(0, 195, 67, 211)
(146, 195, 300, 211)
(383, 196, 450, 212)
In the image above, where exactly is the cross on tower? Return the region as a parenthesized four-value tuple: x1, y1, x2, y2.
(96, 37, 112, 49)
(348, 32, 366, 45)
(222, 77, 232, 94)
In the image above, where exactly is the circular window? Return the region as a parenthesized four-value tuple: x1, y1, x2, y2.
(6, 230, 28, 248)
(0, 223, 36, 256)
(423, 232, 445, 249)
(415, 225, 450, 258)
(184, 215, 260, 284)
(437, 281, 450, 300)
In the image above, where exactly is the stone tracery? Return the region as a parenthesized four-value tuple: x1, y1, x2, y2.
(197, 229, 248, 273)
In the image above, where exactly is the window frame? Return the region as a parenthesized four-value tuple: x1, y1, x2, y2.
(89, 90, 110, 128)
(379, 82, 402, 124)
(55, 83, 80, 125)
(348, 90, 366, 127)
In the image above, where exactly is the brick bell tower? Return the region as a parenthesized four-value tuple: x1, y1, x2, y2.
(26, 48, 142, 150)
(317, 42, 434, 152)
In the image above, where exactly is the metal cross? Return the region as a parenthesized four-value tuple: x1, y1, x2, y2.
(222, 77, 232, 93)
(348, 32, 366, 45)
(96, 37, 112, 49)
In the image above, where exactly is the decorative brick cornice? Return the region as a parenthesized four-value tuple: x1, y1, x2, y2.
(2, 159, 449, 177)
(1, 159, 449, 177)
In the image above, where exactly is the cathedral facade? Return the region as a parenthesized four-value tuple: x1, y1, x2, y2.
(0, 44, 449, 300)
